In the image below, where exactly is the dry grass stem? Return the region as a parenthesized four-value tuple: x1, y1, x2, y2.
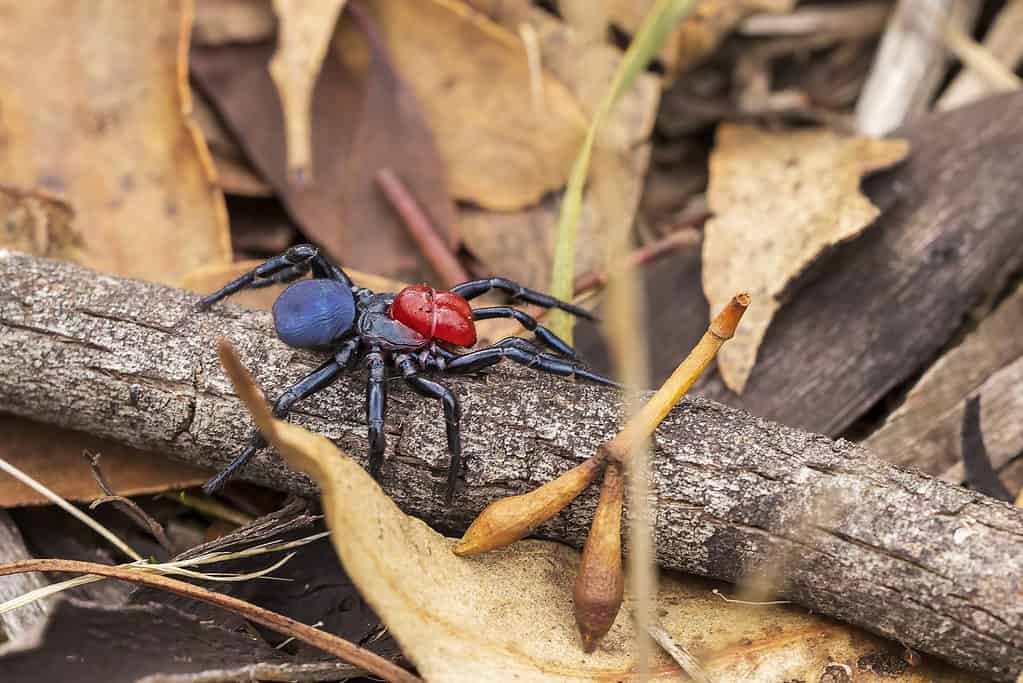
(938, 17, 1022, 91)
(0, 558, 422, 683)
(0, 454, 142, 562)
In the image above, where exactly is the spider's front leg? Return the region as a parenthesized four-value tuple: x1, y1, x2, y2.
(197, 243, 356, 309)
(202, 339, 359, 494)
(396, 354, 462, 502)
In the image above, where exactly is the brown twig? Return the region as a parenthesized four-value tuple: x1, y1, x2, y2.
(84, 451, 174, 552)
(376, 168, 468, 287)
(0, 558, 422, 683)
(572, 225, 703, 294)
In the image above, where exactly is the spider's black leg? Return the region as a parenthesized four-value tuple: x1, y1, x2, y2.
(202, 339, 359, 494)
(365, 347, 388, 480)
(450, 277, 593, 320)
(472, 306, 578, 358)
(396, 354, 462, 503)
(198, 243, 359, 308)
(443, 338, 618, 387)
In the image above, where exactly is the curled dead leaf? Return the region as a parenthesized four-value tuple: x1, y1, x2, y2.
(703, 124, 908, 393)
(268, 0, 349, 184)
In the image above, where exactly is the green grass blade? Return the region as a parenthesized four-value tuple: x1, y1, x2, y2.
(547, 0, 699, 343)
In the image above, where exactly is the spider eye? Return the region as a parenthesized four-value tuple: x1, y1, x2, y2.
(273, 279, 355, 349)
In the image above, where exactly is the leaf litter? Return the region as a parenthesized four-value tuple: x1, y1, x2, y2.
(702, 123, 909, 393)
(215, 338, 973, 683)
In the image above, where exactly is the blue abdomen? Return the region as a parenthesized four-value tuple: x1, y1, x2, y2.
(273, 279, 355, 349)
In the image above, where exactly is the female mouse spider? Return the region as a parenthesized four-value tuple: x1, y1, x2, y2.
(198, 244, 615, 501)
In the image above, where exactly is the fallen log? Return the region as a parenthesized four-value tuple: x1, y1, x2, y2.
(0, 251, 1020, 680)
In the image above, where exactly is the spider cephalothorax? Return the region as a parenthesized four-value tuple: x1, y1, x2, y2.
(198, 244, 614, 501)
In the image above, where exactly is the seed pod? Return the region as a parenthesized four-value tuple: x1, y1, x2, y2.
(454, 457, 603, 556)
(574, 462, 625, 652)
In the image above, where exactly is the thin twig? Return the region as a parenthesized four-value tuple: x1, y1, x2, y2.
(376, 168, 468, 287)
(85, 451, 174, 552)
(0, 559, 422, 683)
(0, 454, 142, 562)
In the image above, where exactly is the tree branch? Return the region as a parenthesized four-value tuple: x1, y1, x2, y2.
(0, 250, 1020, 680)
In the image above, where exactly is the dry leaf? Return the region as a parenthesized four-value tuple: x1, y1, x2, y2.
(0, 185, 83, 262)
(191, 87, 273, 196)
(460, 0, 658, 291)
(0, 416, 209, 507)
(192, 23, 457, 281)
(217, 341, 972, 682)
(0, 0, 231, 285)
(337, 0, 587, 210)
(193, 0, 276, 46)
(183, 259, 408, 311)
(269, 0, 348, 183)
(702, 123, 909, 393)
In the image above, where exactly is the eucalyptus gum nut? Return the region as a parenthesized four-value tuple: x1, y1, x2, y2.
(454, 457, 604, 556)
(574, 463, 625, 652)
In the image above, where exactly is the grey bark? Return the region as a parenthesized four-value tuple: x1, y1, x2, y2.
(0, 251, 1021, 681)
(0, 510, 50, 643)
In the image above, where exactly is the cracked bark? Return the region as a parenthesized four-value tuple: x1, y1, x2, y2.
(0, 251, 1021, 681)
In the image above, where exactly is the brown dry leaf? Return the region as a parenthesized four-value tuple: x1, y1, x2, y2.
(193, 0, 276, 46)
(338, 0, 587, 210)
(0, 185, 83, 262)
(460, 0, 657, 292)
(182, 259, 408, 311)
(269, 0, 349, 183)
(192, 20, 456, 281)
(191, 87, 273, 197)
(0, 0, 231, 285)
(218, 341, 971, 682)
(703, 123, 909, 393)
(0, 416, 209, 507)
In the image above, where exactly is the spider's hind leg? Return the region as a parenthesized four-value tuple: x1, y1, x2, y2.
(443, 338, 618, 388)
(471, 306, 578, 358)
(396, 354, 462, 503)
(450, 277, 593, 320)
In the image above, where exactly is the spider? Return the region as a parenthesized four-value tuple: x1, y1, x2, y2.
(198, 244, 615, 501)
